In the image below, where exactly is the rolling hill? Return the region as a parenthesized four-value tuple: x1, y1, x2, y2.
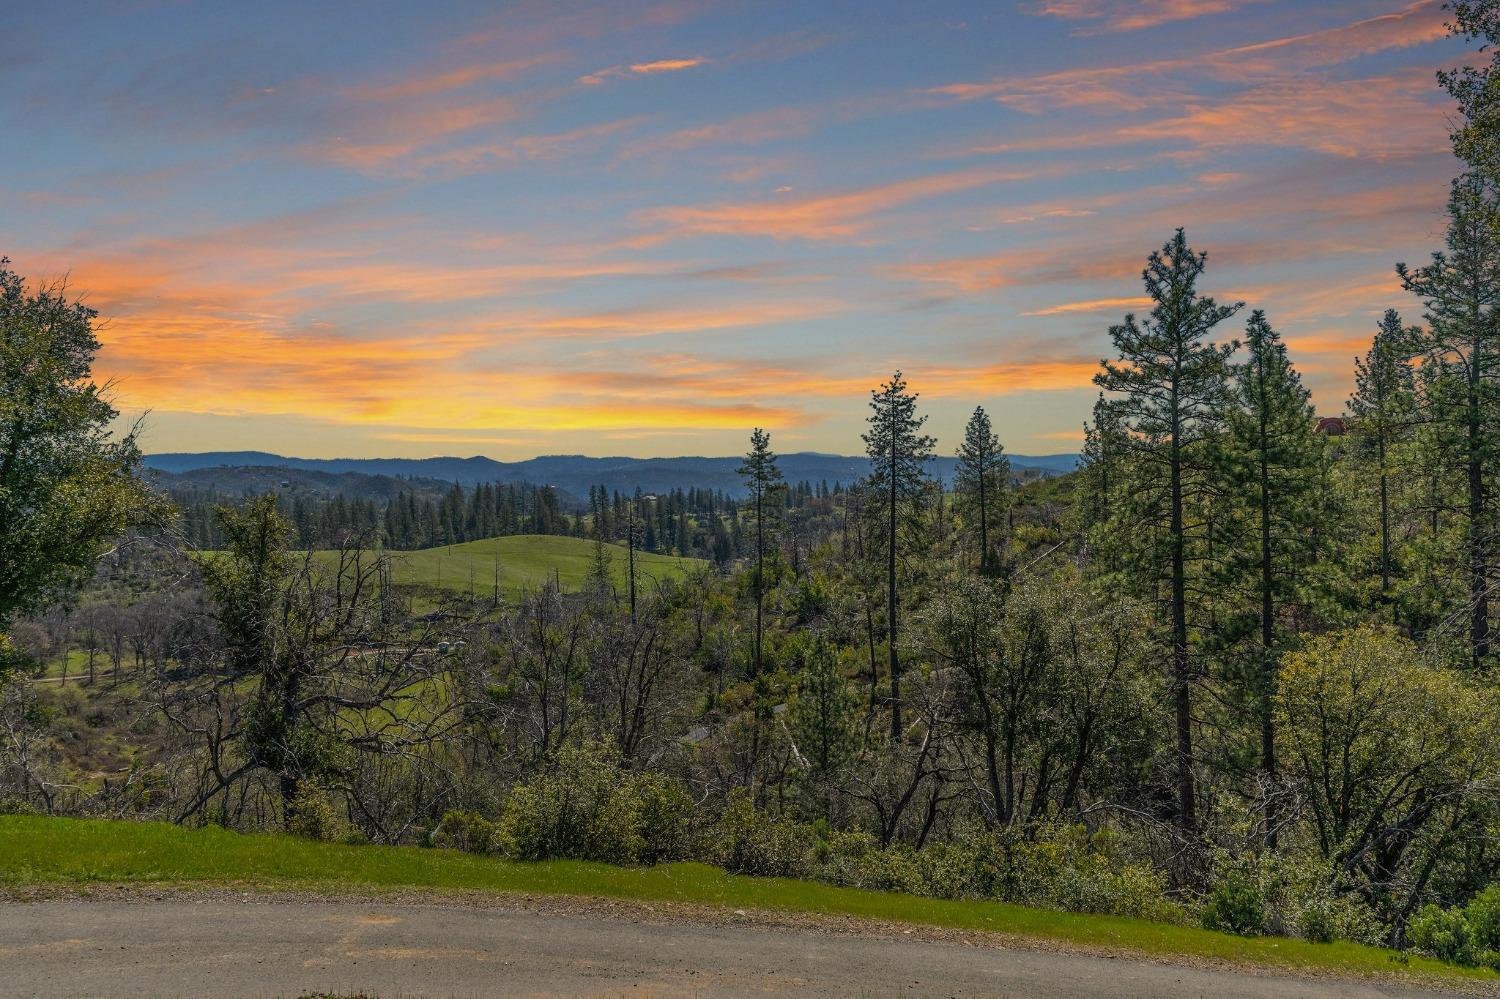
(370, 535, 704, 598)
(146, 451, 1081, 501)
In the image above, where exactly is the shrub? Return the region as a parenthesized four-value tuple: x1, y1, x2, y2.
(710, 789, 813, 878)
(1465, 885, 1500, 955)
(1297, 901, 1337, 944)
(286, 786, 342, 843)
(1407, 904, 1473, 966)
(1203, 873, 1267, 936)
(429, 810, 498, 854)
(626, 771, 696, 865)
(495, 743, 696, 866)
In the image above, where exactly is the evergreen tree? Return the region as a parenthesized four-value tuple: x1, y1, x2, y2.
(1219, 310, 1322, 845)
(1348, 310, 1418, 597)
(1440, 3, 1500, 184)
(1094, 229, 1240, 832)
(738, 428, 783, 677)
(790, 638, 858, 821)
(862, 371, 935, 741)
(954, 406, 1010, 577)
(1399, 174, 1500, 668)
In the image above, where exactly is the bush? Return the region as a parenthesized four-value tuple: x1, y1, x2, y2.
(1403, 890, 1500, 970)
(1296, 901, 1337, 944)
(429, 810, 498, 854)
(1407, 904, 1473, 965)
(627, 771, 696, 865)
(286, 786, 342, 842)
(1465, 885, 1500, 954)
(711, 789, 813, 878)
(495, 743, 696, 866)
(1203, 873, 1267, 936)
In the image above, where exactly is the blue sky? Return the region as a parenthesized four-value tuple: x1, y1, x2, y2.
(0, 0, 1469, 457)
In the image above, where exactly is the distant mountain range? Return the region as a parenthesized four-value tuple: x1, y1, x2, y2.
(144, 451, 1080, 502)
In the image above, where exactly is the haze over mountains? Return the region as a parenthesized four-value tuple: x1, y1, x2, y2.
(146, 451, 1080, 502)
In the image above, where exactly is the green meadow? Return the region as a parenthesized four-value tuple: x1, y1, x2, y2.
(319, 534, 705, 599)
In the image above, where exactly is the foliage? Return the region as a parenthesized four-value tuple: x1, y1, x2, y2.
(1202, 873, 1267, 936)
(711, 788, 815, 878)
(0, 260, 161, 636)
(429, 810, 499, 854)
(1277, 627, 1500, 920)
(496, 743, 695, 866)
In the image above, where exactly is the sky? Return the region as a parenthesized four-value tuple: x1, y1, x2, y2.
(0, 0, 1475, 459)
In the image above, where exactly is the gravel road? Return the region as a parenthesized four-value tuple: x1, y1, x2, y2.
(0, 891, 1462, 998)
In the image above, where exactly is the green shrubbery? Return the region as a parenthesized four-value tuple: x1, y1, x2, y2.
(1407, 886, 1500, 970)
(1196, 852, 1381, 945)
(428, 744, 696, 866)
(1202, 873, 1266, 935)
(424, 764, 1183, 925)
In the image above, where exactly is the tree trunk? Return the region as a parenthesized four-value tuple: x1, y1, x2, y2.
(1258, 385, 1277, 848)
(888, 429, 901, 742)
(1469, 369, 1488, 668)
(1170, 414, 1196, 832)
(754, 489, 763, 676)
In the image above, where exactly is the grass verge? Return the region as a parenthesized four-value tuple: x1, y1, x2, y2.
(1, 814, 1494, 990)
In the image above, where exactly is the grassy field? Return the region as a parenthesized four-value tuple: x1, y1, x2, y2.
(0, 815, 1493, 990)
(354, 535, 704, 599)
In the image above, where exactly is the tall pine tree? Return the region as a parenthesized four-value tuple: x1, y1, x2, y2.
(1220, 310, 1322, 846)
(738, 428, 783, 677)
(1095, 229, 1240, 832)
(954, 406, 1010, 577)
(1348, 309, 1417, 597)
(863, 371, 935, 741)
(1399, 174, 1500, 668)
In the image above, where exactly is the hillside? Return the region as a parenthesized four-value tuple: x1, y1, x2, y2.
(145, 451, 1081, 499)
(149, 465, 462, 503)
(374, 534, 704, 598)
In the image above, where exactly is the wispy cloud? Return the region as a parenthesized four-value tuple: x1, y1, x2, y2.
(641, 168, 1047, 241)
(1031, 0, 1266, 34)
(579, 56, 707, 85)
(1024, 296, 1155, 316)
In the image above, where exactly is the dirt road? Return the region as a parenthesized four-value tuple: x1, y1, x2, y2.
(0, 892, 1456, 998)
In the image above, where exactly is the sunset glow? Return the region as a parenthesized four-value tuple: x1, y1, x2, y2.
(2, 0, 1467, 458)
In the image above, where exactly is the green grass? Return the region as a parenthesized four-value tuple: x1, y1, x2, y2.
(35, 650, 105, 681)
(1, 815, 1493, 990)
(342, 535, 703, 599)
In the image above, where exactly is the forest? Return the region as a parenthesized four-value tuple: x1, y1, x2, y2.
(8, 3, 1500, 973)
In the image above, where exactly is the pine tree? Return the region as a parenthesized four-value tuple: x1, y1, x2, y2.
(1094, 229, 1240, 832)
(1080, 393, 1129, 557)
(738, 428, 783, 677)
(790, 638, 858, 821)
(954, 406, 1010, 577)
(1348, 309, 1418, 597)
(863, 371, 935, 741)
(1440, 3, 1500, 184)
(1399, 174, 1500, 668)
(1220, 310, 1322, 845)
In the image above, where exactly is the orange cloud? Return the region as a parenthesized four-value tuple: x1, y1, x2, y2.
(1120, 70, 1447, 159)
(579, 56, 706, 85)
(1024, 296, 1155, 316)
(617, 108, 813, 160)
(342, 55, 556, 102)
(1033, 0, 1266, 34)
(931, 0, 1448, 113)
(641, 168, 1046, 241)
